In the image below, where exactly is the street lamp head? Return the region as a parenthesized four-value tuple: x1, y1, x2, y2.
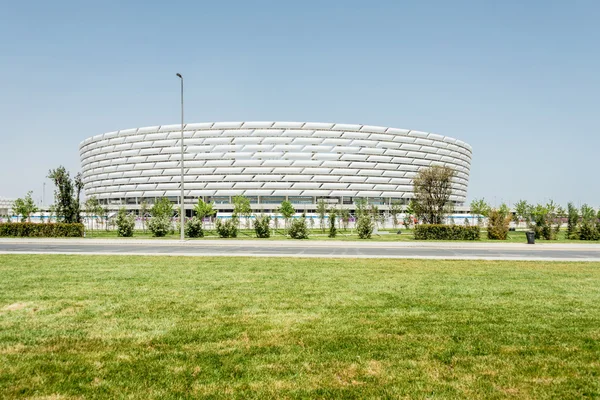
(176, 73, 182, 78)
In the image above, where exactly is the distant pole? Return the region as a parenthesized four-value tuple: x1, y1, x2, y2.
(176, 73, 185, 241)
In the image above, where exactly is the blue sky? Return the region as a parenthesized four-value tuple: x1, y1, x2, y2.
(1, 0, 598, 207)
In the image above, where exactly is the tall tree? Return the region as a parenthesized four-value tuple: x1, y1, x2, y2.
(566, 202, 579, 239)
(193, 198, 216, 228)
(390, 201, 402, 230)
(412, 165, 455, 224)
(47, 166, 83, 223)
(316, 199, 328, 232)
(470, 198, 491, 228)
(340, 208, 351, 231)
(232, 195, 252, 229)
(12, 191, 38, 222)
(278, 200, 295, 231)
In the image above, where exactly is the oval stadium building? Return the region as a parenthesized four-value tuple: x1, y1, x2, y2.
(80, 122, 472, 213)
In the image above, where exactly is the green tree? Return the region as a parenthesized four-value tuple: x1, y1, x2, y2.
(403, 200, 417, 229)
(470, 198, 491, 228)
(253, 214, 271, 238)
(354, 198, 368, 218)
(412, 165, 455, 224)
(193, 198, 216, 228)
(390, 201, 402, 230)
(340, 208, 351, 231)
(369, 204, 381, 229)
(84, 196, 100, 235)
(139, 200, 150, 233)
(487, 208, 511, 240)
(579, 204, 599, 240)
(47, 166, 83, 223)
(316, 199, 328, 232)
(514, 200, 531, 229)
(116, 207, 135, 237)
(328, 207, 337, 238)
(566, 202, 579, 239)
(148, 197, 174, 237)
(12, 191, 38, 222)
(356, 214, 374, 239)
(232, 195, 251, 229)
(278, 200, 295, 231)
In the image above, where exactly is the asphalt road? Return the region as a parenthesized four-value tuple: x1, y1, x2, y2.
(2, 240, 600, 260)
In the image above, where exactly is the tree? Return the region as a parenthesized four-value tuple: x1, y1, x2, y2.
(390, 201, 402, 230)
(356, 214, 374, 239)
(116, 207, 135, 237)
(149, 197, 174, 237)
(193, 198, 216, 228)
(412, 165, 455, 224)
(354, 198, 368, 218)
(514, 200, 531, 229)
(403, 200, 417, 229)
(48, 166, 83, 223)
(139, 200, 150, 233)
(566, 202, 579, 239)
(316, 199, 327, 232)
(487, 208, 511, 240)
(232, 195, 252, 229)
(370, 204, 381, 229)
(278, 200, 295, 231)
(12, 191, 38, 222)
(340, 208, 351, 231)
(84, 196, 100, 235)
(328, 207, 337, 238)
(253, 214, 271, 238)
(579, 204, 599, 240)
(470, 198, 491, 228)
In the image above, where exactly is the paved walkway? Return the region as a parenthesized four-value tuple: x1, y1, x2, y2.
(1, 238, 600, 261)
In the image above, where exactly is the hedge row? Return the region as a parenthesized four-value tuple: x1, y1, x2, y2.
(414, 224, 480, 240)
(0, 223, 85, 238)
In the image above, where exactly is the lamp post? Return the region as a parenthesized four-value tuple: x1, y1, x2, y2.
(176, 73, 185, 241)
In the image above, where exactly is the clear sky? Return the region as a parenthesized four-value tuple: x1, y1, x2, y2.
(1, 0, 598, 207)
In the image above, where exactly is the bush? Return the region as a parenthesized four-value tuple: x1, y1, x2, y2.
(487, 210, 510, 240)
(578, 222, 599, 241)
(215, 218, 238, 238)
(148, 216, 172, 237)
(253, 215, 271, 238)
(116, 208, 135, 237)
(356, 215, 374, 239)
(328, 213, 337, 238)
(288, 218, 309, 239)
(185, 217, 204, 238)
(0, 222, 84, 237)
(414, 224, 480, 240)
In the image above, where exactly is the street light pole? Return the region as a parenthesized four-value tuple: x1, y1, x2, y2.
(176, 73, 185, 241)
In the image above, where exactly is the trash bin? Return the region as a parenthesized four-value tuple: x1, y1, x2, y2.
(526, 231, 535, 244)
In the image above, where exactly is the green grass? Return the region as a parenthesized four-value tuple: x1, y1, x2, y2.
(84, 228, 592, 243)
(1, 255, 599, 399)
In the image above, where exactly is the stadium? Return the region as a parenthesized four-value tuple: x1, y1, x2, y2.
(79, 122, 472, 214)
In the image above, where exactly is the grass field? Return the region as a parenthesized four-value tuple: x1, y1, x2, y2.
(1, 255, 599, 398)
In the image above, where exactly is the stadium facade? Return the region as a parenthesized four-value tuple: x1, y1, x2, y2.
(79, 122, 472, 214)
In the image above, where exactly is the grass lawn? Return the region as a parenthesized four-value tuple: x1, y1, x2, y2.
(1, 255, 599, 399)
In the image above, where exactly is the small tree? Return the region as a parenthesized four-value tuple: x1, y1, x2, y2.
(470, 198, 491, 228)
(278, 200, 295, 231)
(514, 200, 531, 229)
(253, 214, 271, 238)
(354, 198, 368, 218)
(84, 196, 100, 234)
(116, 207, 135, 237)
(412, 165, 455, 225)
(328, 208, 337, 238)
(194, 198, 216, 228)
(232, 195, 252, 229)
(340, 208, 350, 231)
(390, 201, 402, 230)
(139, 200, 150, 233)
(149, 197, 174, 237)
(316, 199, 327, 232)
(288, 216, 309, 239)
(215, 218, 238, 238)
(579, 204, 599, 240)
(47, 166, 83, 223)
(185, 217, 204, 238)
(370, 204, 380, 230)
(356, 214, 374, 239)
(403, 200, 416, 229)
(13, 191, 38, 222)
(566, 202, 579, 239)
(487, 208, 511, 240)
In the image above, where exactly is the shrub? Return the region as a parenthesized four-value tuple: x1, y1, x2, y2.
(328, 212, 337, 238)
(253, 215, 271, 238)
(414, 224, 480, 240)
(215, 218, 238, 238)
(487, 209, 510, 240)
(356, 214, 374, 239)
(288, 218, 309, 239)
(116, 208, 135, 237)
(185, 217, 204, 238)
(0, 222, 84, 237)
(148, 216, 172, 237)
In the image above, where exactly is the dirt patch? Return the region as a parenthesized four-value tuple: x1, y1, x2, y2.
(3, 303, 27, 311)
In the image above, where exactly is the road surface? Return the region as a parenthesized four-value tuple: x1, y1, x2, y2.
(1, 239, 600, 261)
